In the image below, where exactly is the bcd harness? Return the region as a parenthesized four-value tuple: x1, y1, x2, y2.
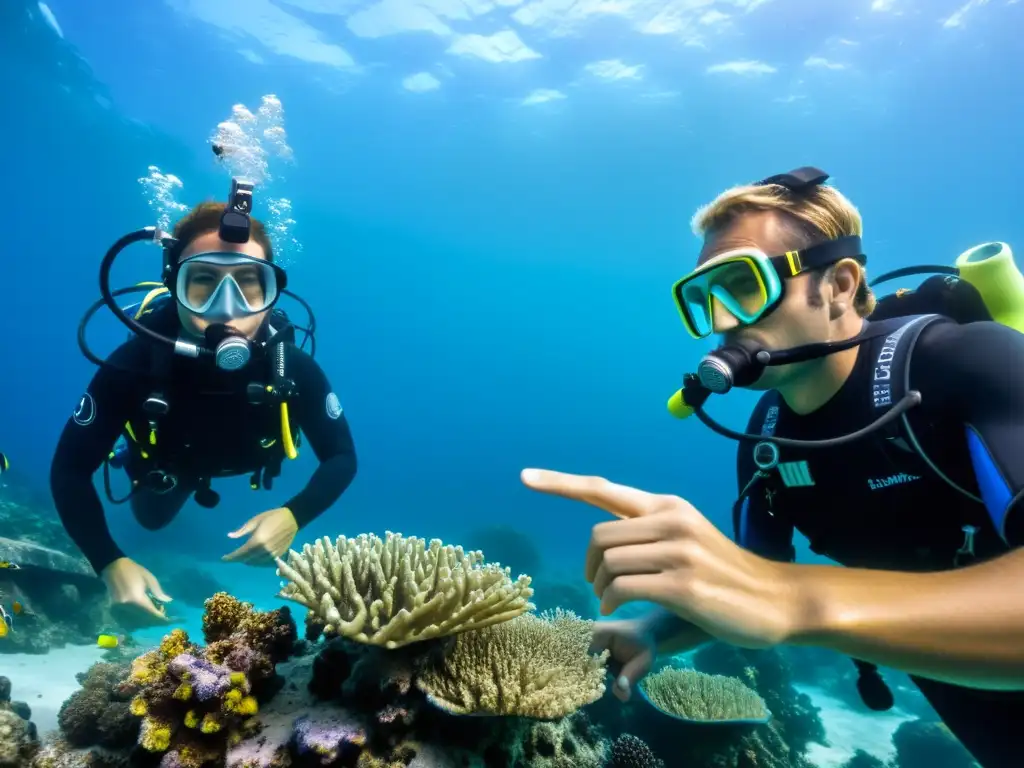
(103, 285, 302, 508)
(734, 311, 1005, 712)
(737, 313, 995, 566)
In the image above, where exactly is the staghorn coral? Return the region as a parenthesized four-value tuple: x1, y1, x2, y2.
(415, 608, 608, 719)
(275, 531, 534, 649)
(639, 668, 770, 723)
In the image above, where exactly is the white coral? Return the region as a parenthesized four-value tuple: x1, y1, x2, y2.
(275, 531, 535, 649)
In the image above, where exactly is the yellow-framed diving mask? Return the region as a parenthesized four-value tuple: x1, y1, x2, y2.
(672, 235, 867, 340)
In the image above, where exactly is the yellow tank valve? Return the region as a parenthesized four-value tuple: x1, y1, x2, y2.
(667, 389, 695, 420)
(955, 242, 1024, 334)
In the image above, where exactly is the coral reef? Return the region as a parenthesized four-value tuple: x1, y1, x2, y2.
(0, 535, 112, 654)
(840, 750, 887, 768)
(889, 720, 978, 768)
(29, 530, 856, 768)
(0, 675, 39, 767)
(275, 532, 535, 649)
(415, 608, 608, 719)
(638, 668, 770, 722)
(606, 734, 665, 768)
(0, 485, 116, 655)
(693, 643, 827, 756)
(124, 593, 297, 767)
(57, 662, 140, 749)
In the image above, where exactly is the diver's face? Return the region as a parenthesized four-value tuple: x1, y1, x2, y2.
(177, 231, 270, 341)
(698, 211, 832, 391)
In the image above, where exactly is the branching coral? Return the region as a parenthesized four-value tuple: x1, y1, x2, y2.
(275, 531, 535, 649)
(415, 608, 608, 719)
(639, 668, 770, 723)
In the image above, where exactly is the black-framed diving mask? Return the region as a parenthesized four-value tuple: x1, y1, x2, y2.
(172, 252, 287, 322)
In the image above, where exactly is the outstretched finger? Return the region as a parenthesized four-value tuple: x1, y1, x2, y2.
(521, 469, 659, 519)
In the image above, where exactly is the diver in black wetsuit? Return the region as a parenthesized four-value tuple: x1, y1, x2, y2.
(517, 169, 1024, 768)
(50, 185, 357, 629)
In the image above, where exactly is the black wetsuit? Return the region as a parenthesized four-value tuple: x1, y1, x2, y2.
(733, 315, 1024, 768)
(50, 328, 358, 575)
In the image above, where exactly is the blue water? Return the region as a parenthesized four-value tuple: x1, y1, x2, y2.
(2, 0, 1023, 679)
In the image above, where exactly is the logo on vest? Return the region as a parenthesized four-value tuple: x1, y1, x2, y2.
(866, 472, 921, 491)
(872, 322, 915, 408)
(777, 460, 814, 488)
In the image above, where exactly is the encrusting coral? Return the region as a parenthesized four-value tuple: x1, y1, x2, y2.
(415, 608, 609, 719)
(639, 668, 770, 723)
(275, 531, 535, 649)
(125, 593, 297, 767)
(56, 661, 140, 749)
(0, 676, 38, 767)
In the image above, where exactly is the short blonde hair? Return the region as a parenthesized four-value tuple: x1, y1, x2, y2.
(691, 179, 875, 317)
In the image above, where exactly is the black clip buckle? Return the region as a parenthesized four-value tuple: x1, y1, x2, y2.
(757, 166, 830, 192)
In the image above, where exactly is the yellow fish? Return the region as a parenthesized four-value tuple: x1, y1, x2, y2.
(0, 452, 8, 474)
(0, 562, 20, 570)
(97, 634, 120, 649)
(0, 621, 7, 639)
(0, 605, 12, 636)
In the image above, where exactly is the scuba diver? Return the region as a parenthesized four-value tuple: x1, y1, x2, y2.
(520, 167, 1024, 767)
(50, 178, 358, 628)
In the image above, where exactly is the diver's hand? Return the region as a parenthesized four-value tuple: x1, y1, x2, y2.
(222, 507, 298, 566)
(101, 558, 172, 629)
(521, 468, 805, 650)
(590, 618, 658, 702)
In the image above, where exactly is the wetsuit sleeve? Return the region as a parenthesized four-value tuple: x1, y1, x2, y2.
(913, 320, 1024, 547)
(49, 343, 149, 574)
(732, 402, 796, 562)
(282, 349, 358, 528)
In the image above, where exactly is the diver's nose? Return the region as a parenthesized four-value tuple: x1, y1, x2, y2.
(711, 297, 740, 334)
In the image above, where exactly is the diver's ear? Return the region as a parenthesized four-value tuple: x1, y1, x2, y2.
(828, 258, 861, 319)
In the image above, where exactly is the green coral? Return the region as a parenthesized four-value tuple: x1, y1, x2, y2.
(639, 668, 771, 723)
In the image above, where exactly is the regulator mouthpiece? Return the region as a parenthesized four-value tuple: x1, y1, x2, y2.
(696, 342, 769, 394)
(205, 325, 251, 371)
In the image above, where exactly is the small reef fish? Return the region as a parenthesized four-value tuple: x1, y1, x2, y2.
(10, 601, 22, 615)
(0, 605, 12, 637)
(0, 452, 8, 474)
(0, 561, 20, 570)
(97, 634, 121, 649)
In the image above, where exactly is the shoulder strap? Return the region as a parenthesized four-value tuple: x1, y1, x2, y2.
(867, 314, 983, 504)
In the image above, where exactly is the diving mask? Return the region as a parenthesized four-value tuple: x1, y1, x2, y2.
(174, 252, 286, 321)
(672, 236, 867, 340)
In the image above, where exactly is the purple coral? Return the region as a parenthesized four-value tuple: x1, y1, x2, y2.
(292, 714, 365, 763)
(168, 653, 236, 701)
